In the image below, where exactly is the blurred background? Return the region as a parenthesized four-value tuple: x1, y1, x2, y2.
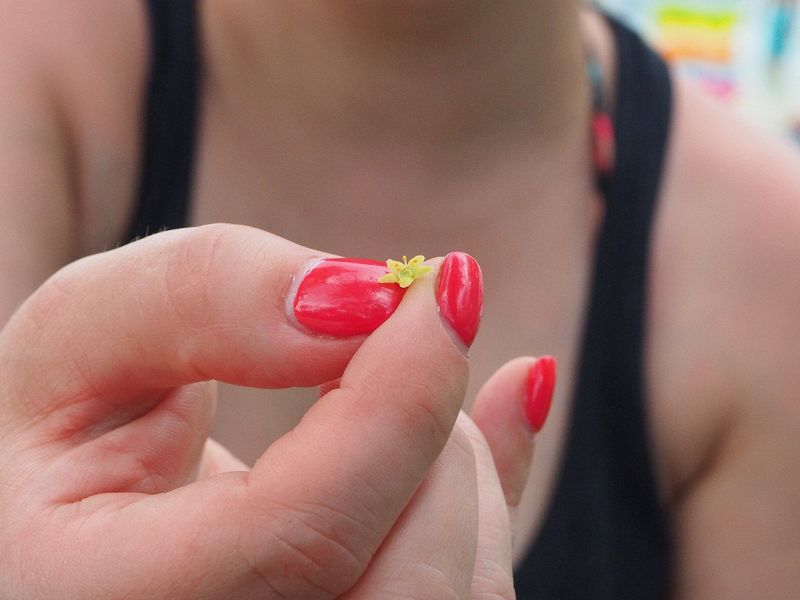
(595, 0, 800, 145)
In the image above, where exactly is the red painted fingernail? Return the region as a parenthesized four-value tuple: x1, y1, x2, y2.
(292, 258, 406, 337)
(524, 356, 556, 433)
(436, 252, 483, 349)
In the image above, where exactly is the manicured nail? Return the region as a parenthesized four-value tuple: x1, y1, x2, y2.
(436, 252, 484, 349)
(292, 258, 406, 337)
(524, 356, 556, 433)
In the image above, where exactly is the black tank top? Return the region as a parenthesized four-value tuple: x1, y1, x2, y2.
(129, 3, 674, 597)
(514, 18, 673, 600)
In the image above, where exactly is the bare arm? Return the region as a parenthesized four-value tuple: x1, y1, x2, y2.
(651, 79, 800, 598)
(0, 1, 146, 326)
(0, 6, 77, 324)
(676, 155, 800, 598)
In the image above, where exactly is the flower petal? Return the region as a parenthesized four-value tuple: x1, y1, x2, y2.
(386, 259, 404, 273)
(414, 265, 433, 277)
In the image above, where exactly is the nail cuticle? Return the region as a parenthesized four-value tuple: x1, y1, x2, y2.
(436, 316, 473, 358)
(284, 257, 325, 332)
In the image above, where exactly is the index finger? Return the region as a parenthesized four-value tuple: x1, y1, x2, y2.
(0, 224, 398, 425)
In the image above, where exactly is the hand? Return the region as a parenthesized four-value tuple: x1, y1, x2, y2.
(344, 356, 555, 599)
(0, 224, 484, 599)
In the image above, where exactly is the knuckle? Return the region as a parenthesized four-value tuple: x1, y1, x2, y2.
(470, 566, 516, 600)
(161, 224, 236, 330)
(10, 261, 102, 404)
(245, 501, 372, 598)
(391, 380, 458, 454)
(378, 562, 467, 600)
(24, 261, 83, 334)
(159, 224, 268, 382)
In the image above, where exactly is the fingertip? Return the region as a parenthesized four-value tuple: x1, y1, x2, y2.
(470, 356, 538, 436)
(435, 252, 484, 354)
(524, 356, 557, 434)
(469, 356, 544, 509)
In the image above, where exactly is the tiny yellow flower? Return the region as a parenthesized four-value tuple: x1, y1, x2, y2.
(377, 255, 432, 288)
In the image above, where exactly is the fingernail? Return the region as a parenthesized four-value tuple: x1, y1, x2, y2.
(436, 252, 484, 350)
(292, 258, 406, 337)
(524, 356, 556, 433)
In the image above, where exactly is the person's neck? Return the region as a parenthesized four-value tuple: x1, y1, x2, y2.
(206, 0, 588, 160)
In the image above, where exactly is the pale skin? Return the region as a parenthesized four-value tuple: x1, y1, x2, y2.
(1, 1, 800, 598)
(0, 226, 537, 598)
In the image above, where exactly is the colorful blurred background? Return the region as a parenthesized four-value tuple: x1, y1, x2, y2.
(595, 0, 800, 145)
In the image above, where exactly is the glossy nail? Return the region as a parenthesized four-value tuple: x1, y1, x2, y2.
(292, 258, 406, 337)
(436, 252, 484, 349)
(524, 356, 557, 433)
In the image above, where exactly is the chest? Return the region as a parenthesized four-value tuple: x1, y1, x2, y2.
(193, 123, 594, 453)
(191, 92, 595, 412)
(188, 92, 598, 549)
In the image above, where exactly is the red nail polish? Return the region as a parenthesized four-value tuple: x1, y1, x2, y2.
(436, 252, 483, 348)
(524, 356, 556, 433)
(293, 258, 406, 337)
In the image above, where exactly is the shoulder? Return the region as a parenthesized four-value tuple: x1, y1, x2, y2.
(0, 1, 150, 254)
(648, 76, 800, 595)
(651, 77, 800, 432)
(0, 1, 148, 140)
(0, 2, 152, 322)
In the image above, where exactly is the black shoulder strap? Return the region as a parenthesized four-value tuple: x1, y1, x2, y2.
(514, 17, 673, 599)
(125, 0, 199, 243)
